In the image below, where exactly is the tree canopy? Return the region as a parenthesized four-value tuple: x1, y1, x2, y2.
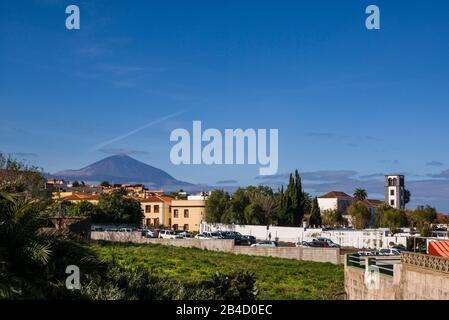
(353, 188, 368, 201)
(348, 201, 371, 229)
(95, 191, 143, 224)
(0, 153, 45, 197)
(374, 203, 408, 233)
(309, 197, 322, 227)
(205, 170, 307, 227)
(321, 209, 344, 228)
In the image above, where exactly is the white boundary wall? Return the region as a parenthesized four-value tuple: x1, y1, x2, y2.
(200, 223, 407, 249)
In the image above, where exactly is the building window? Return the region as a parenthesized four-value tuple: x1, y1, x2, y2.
(183, 224, 189, 231)
(173, 224, 178, 231)
(174, 209, 179, 218)
(390, 199, 395, 206)
(390, 190, 395, 196)
(184, 209, 189, 218)
(146, 218, 151, 226)
(154, 205, 160, 213)
(145, 205, 151, 213)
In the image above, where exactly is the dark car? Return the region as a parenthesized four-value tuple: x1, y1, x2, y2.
(220, 231, 244, 245)
(309, 239, 329, 247)
(241, 235, 256, 245)
(392, 244, 407, 252)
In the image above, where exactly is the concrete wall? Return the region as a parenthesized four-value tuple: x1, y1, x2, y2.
(398, 264, 449, 300)
(232, 246, 341, 264)
(91, 231, 341, 264)
(91, 231, 235, 251)
(201, 223, 407, 249)
(344, 252, 449, 300)
(344, 264, 399, 300)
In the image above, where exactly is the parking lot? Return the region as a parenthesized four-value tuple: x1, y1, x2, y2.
(92, 226, 356, 250)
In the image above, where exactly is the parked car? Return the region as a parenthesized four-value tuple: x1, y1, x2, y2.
(177, 231, 190, 238)
(378, 248, 401, 256)
(357, 251, 377, 256)
(143, 230, 158, 238)
(195, 233, 209, 239)
(315, 237, 341, 248)
(220, 231, 244, 245)
(198, 231, 217, 238)
(295, 241, 312, 248)
(392, 244, 407, 252)
(251, 240, 278, 248)
(159, 230, 181, 239)
(241, 235, 257, 245)
(308, 238, 330, 247)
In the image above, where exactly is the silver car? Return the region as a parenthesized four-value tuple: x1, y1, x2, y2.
(251, 240, 278, 248)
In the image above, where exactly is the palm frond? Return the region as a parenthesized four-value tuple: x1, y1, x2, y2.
(23, 241, 52, 265)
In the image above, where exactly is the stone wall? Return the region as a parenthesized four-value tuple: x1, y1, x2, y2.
(345, 252, 449, 300)
(91, 231, 235, 251)
(91, 231, 341, 264)
(399, 252, 449, 300)
(344, 264, 399, 300)
(232, 246, 341, 264)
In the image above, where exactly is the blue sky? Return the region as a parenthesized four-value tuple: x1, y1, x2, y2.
(1, 0, 449, 211)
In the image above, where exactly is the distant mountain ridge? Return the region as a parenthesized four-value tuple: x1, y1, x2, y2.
(52, 155, 192, 188)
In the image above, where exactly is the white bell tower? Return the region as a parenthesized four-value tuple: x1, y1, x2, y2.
(385, 174, 405, 209)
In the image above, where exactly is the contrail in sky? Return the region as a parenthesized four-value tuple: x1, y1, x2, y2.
(90, 110, 186, 152)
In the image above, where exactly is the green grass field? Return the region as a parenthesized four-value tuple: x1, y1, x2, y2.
(91, 241, 344, 300)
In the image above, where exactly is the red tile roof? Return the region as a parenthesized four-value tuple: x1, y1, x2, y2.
(318, 191, 353, 199)
(136, 195, 174, 203)
(436, 213, 448, 223)
(363, 199, 384, 207)
(62, 193, 99, 201)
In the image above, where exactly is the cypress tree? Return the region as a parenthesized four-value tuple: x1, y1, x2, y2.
(294, 170, 304, 225)
(309, 197, 322, 227)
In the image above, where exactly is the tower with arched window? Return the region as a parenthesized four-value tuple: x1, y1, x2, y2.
(385, 174, 405, 209)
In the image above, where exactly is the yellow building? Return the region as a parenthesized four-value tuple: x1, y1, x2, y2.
(170, 199, 206, 232)
(60, 193, 100, 204)
(139, 195, 173, 227)
(52, 191, 75, 200)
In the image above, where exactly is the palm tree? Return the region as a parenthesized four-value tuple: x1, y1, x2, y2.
(353, 188, 368, 201)
(404, 189, 411, 205)
(0, 192, 103, 299)
(0, 192, 51, 298)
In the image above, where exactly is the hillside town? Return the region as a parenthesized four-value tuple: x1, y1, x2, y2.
(43, 166, 449, 300)
(47, 172, 449, 248)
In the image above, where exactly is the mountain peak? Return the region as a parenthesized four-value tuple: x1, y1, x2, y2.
(53, 155, 192, 187)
